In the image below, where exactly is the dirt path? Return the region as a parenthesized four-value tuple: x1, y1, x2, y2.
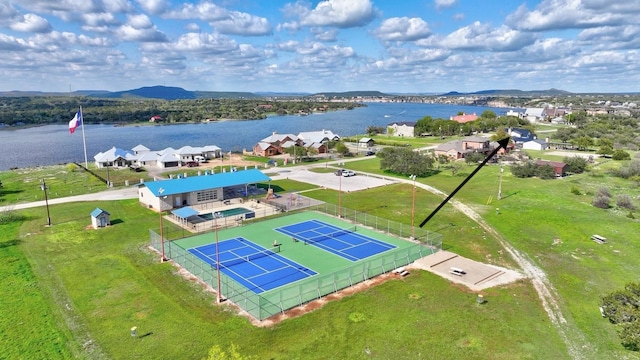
(417, 183, 589, 360)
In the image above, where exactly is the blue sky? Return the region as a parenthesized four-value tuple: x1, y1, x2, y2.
(1, 0, 639, 93)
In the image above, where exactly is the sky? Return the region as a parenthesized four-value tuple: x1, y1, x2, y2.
(1, 0, 639, 94)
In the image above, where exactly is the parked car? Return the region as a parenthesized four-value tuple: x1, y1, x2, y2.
(185, 161, 199, 167)
(342, 170, 356, 177)
(334, 169, 344, 176)
(365, 150, 376, 156)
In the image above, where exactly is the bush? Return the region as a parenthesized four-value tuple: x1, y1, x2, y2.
(535, 164, 557, 179)
(593, 195, 611, 209)
(570, 186, 582, 195)
(612, 149, 631, 160)
(601, 283, 640, 351)
(597, 186, 612, 198)
(563, 156, 588, 174)
(617, 195, 637, 210)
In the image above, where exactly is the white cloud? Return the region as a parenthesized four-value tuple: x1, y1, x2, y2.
(439, 22, 537, 51)
(136, 0, 170, 15)
(435, 0, 457, 10)
(9, 13, 52, 33)
(209, 11, 272, 36)
(171, 32, 238, 54)
(374, 17, 431, 42)
(505, 0, 638, 31)
(300, 0, 376, 28)
(311, 28, 338, 42)
(164, 2, 230, 22)
(116, 14, 167, 42)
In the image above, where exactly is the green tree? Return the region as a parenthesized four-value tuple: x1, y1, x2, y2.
(490, 128, 509, 142)
(601, 282, 640, 351)
(365, 126, 385, 136)
(465, 152, 485, 164)
(573, 136, 594, 151)
(510, 161, 537, 178)
(597, 138, 614, 156)
(535, 164, 556, 179)
(563, 156, 588, 174)
(413, 116, 433, 137)
(335, 142, 349, 156)
(480, 110, 497, 119)
(377, 147, 434, 176)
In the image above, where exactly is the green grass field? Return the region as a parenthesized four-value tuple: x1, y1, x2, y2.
(2, 151, 640, 359)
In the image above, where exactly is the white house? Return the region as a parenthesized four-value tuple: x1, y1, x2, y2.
(387, 122, 416, 137)
(524, 108, 545, 123)
(522, 139, 548, 151)
(297, 130, 340, 145)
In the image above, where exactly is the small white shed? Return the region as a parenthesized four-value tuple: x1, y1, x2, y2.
(91, 208, 111, 229)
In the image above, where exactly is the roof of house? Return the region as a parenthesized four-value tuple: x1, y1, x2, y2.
(94, 147, 136, 162)
(260, 133, 298, 143)
(435, 140, 464, 152)
(254, 142, 275, 151)
(525, 108, 545, 117)
(450, 113, 479, 123)
(142, 169, 271, 197)
(524, 139, 547, 145)
(387, 121, 416, 127)
(90, 208, 110, 217)
(297, 130, 339, 143)
(359, 137, 373, 143)
(463, 136, 489, 143)
(132, 144, 149, 152)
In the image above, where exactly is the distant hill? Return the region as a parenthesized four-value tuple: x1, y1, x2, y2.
(440, 88, 573, 97)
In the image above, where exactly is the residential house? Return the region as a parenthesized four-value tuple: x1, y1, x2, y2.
(507, 128, 535, 143)
(253, 142, 279, 157)
(297, 129, 340, 144)
(522, 139, 548, 151)
(524, 108, 545, 123)
(387, 122, 416, 137)
(434, 136, 492, 159)
(359, 138, 374, 148)
(550, 116, 566, 125)
(94, 147, 136, 168)
(252, 132, 301, 156)
(535, 160, 567, 177)
(449, 113, 478, 124)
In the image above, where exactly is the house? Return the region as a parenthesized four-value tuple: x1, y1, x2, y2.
(307, 142, 327, 154)
(387, 122, 416, 137)
(252, 132, 301, 156)
(359, 138, 374, 148)
(524, 108, 545, 123)
(138, 169, 271, 210)
(434, 136, 492, 159)
(535, 160, 567, 177)
(506, 109, 520, 118)
(253, 142, 280, 157)
(132, 144, 150, 155)
(522, 139, 548, 151)
(90, 208, 111, 229)
(550, 116, 566, 125)
(93, 147, 136, 168)
(449, 113, 478, 123)
(297, 129, 340, 144)
(507, 128, 535, 143)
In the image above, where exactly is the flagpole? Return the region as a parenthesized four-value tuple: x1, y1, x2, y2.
(80, 106, 88, 168)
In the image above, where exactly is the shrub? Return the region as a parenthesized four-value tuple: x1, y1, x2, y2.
(597, 186, 611, 198)
(593, 195, 611, 209)
(570, 186, 582, 195)
(617, 195, 636, 210)
(612, 149, 631, 160)
(563, 156, 588, 174)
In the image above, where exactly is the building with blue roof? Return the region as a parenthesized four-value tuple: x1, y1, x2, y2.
(138, 169, 271, 211)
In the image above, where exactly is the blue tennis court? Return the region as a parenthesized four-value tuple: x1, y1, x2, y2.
(188, 237, 316, 294)
(275, 219, 396, 261)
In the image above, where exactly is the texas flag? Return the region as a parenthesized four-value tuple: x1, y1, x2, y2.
(69, 108, 82, 134)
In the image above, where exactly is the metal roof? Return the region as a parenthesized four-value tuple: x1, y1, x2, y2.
(143, 169, 271, 197)
(171, 206, 199, 219)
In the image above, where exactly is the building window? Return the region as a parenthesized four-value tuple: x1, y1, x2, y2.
(196, 190, 217, 202)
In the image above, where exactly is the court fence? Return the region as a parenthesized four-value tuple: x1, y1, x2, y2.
(150, 229, 437, 321)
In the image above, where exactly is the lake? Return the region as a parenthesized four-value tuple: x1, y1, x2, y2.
(0, 102, 517, 170)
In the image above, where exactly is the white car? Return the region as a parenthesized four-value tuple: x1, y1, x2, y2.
(342, 170, 356, 177)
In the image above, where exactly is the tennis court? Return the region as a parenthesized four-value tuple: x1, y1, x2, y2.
(275, 219, 396, 261)
(188, 237, 316, 294)
(157, 211, 437, 320)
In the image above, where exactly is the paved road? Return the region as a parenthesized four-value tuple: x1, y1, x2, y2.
(0, 187, 139, 212)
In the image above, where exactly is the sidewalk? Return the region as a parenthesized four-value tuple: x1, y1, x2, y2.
(0, 187, 139, 212)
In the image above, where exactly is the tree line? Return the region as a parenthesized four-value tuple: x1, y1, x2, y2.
(0, 97, 364, 126)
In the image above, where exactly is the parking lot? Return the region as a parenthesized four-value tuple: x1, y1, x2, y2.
(268, 167, 397, 192)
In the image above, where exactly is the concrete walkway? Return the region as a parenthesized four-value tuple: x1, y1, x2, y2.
(0, 187, 139, 212)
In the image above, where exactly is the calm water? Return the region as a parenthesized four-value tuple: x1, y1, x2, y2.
(0, 102, 516, 170)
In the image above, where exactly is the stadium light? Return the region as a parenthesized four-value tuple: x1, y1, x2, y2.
(40, 179, 51, 226)
(409, 175, 416, 239)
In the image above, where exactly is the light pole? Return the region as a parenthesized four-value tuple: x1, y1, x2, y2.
(213, 212, 224, 303)
(338, 168, 342, 218)
(410, 175, 416, 239)
(40, 179, 51, 226)
(158, 188, 167, 262)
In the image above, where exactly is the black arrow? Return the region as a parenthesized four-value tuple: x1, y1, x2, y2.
(419, 137, 510, 228)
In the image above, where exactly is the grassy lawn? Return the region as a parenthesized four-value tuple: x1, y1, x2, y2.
(3, 153, 640, 359)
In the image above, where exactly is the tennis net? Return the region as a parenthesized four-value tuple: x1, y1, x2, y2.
(304, 226, 357, 245)
(217, 247, 280, 268)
